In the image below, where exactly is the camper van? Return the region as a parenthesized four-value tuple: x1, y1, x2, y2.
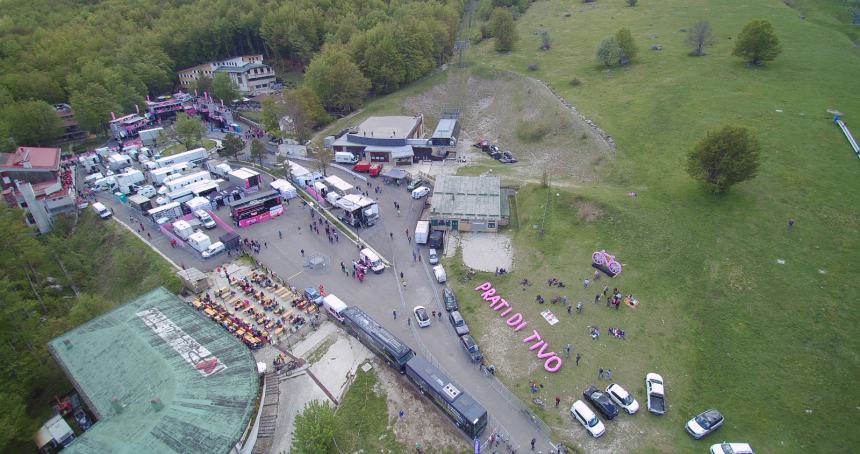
(92, 202, 112, 219)
(335, 151, 359, 164)
(360, 248, 385, 274)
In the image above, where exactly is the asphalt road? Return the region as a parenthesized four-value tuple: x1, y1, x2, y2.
(82, 151, 561, 452)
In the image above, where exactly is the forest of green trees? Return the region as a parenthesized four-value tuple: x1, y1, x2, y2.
(0, 0, 463, 151)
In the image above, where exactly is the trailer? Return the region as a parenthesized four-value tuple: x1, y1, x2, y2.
(148, 162, 189, 185)
(128, 194, 153, 212)
(154, 147, 208, 167)
(227, 167, 261, 193)
(270, 179, 298, 199)
(158, 171, 211, 194)
(147, 201, 183, 223)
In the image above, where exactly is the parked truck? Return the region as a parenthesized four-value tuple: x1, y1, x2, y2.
(172, 220, 195, 240)
(414, 221, 430, 245)
(155, 147, 208, 168)
(115, 169, 145, 194)
(158, 171, 211, 194)
(107, 153, 133, 172)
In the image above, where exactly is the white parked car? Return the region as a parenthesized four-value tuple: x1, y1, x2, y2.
(645, 372, 666, 415)
(605, 383, 639, 414)
(710, 442, 755, 454)
(433, 265, 447, 283)
(686, 409, 725, 439)
(413, 306, 431, 328)
(428, 248, 439, 265)
(570, 400, 605, 438)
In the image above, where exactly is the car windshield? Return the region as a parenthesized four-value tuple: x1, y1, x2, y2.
(650, 378, 662, 385)
(620, 394, 634, 405)
(586, 416, 599, 428)
(695, 412, 720, 429)
(720, 444, 735, 454)
(416, 309, 427, 319)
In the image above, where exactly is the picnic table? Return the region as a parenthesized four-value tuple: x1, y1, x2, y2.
(191, 299, 203, 309)
(204, 307, 217, 317)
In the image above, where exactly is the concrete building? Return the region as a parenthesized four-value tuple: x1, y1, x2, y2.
(331, 115, 431, 165)
(0, 146, 76, 233)
(48, 287, 260, 454)
(429, 175, 509, 232)
(178, 55, 275, 95)
(53, 103, 87, 144)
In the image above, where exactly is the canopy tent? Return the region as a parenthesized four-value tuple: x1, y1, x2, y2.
(381, 168, 409, 180)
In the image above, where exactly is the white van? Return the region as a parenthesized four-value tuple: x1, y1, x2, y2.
(411, 186, 431, 199)
(415, 220, 430, 244)
(92, 202, 112, 219)
(433, 265, 447, 283)
(360, 248, 385, 273)
(335, 152, 358, 164)
(201, 241, 225, 258)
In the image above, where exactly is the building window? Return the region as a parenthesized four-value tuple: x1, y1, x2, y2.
(488, 222, 496, 229)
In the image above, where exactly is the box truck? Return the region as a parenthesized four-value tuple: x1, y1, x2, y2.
(335, 152, 358, 164)
(415, 221, 430, 245)
(115, 169, 145, 194)
(155, 147, 208, 167)
(172, 220, 195, 240)
(158, 171, 211, 194)
(187, 231, 212, 253)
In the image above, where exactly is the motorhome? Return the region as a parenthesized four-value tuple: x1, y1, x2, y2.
(360, 248, 385, 273)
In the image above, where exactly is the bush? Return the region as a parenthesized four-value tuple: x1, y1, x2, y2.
(627, 0, 638, 6)
(596, 37, 622, 67)
(570, 77, 582, 86)
(516, 120, 552, 142)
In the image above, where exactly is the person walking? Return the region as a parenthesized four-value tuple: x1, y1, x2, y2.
(400, 271, 404, 280)
(278, 230, 283, 239)
(606, 369, 612, 380)
(576, 353, 582, 366)
(567, 305, 572, 315)
(788, 218, 795, 230)
(554, 396, 560, 408)
(598, 368, 604, 380)
(564, 343, 571, 358)
(300, 249, 305, 257)
(407, 317, 411, 326)
(531, 438, 536, 451)
(594, 294, 601, 304)
(393, 310, 397, 319)
(583, 278, 590, 288)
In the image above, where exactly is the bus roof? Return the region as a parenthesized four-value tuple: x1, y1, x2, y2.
(341, 307, 412, 360)
(227, 190, 280, 208)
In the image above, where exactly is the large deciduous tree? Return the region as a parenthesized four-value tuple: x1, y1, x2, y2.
(687, 21, 715, 56)
(250, 139, 265, 167)
(173, 113, 207, 150)
(490, 7, 518, 52)
(686, 126, 762, 193)
(0, 100, 64, 148)
(305, 46, 370, 113)
(291, 400, 334, 454)
(212, 73, 239, 103)
(219, 133, 245, 159)
(732, 20, 781, 66)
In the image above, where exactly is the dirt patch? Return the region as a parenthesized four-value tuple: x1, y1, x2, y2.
(401, 68, 613, 184)
(460, 232, 513, 272)
(374, 359, 468, 452)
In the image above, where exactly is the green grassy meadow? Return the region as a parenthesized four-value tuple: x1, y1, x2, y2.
(443, 0, 859, 452)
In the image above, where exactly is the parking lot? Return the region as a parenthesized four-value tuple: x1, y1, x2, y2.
(82, 154, 557, 452)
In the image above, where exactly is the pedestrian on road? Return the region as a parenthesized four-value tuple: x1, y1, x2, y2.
(400, 271, 404, 279)
(146, 232, 151, 239)
(264, 242, 267, 249)
(405, 228, 409, 236)
(598, 368, 604, 380)
(390, 232, 394, 239)
(300, 249, 305, 257)
(399, 409, 404, 418)
(278, 230, 283, 239)
(531, 438, 536, 450)
(576, 353, 582, 366)
(431, 310, 436, 318)
(407, 317, 411, 326)
(555, 396, 560, 408)
(393, 310, 397, 319)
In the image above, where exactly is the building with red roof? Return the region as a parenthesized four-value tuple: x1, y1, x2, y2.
(1, 146, 77, 233)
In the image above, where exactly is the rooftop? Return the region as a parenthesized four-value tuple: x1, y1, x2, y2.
(49, 287, 259, 454)
(0, 147, 61, 172)
(430, 175, 502, 220)
(431, 118, 458, 139)
(355, 116, 421, 139)
(215, 62, 267, 74)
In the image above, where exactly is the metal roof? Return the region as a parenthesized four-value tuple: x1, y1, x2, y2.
(431, 118, 458, 139)
(429, 175, 501, 220)
(48, 287, 259, 454)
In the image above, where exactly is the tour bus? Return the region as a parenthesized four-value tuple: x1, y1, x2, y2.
(228, 190, 283, 228)
(404, 356, 488, 438)
(340, 307, 415, 372)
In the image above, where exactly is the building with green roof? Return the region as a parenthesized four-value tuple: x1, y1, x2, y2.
(49, 287, 260, 454)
